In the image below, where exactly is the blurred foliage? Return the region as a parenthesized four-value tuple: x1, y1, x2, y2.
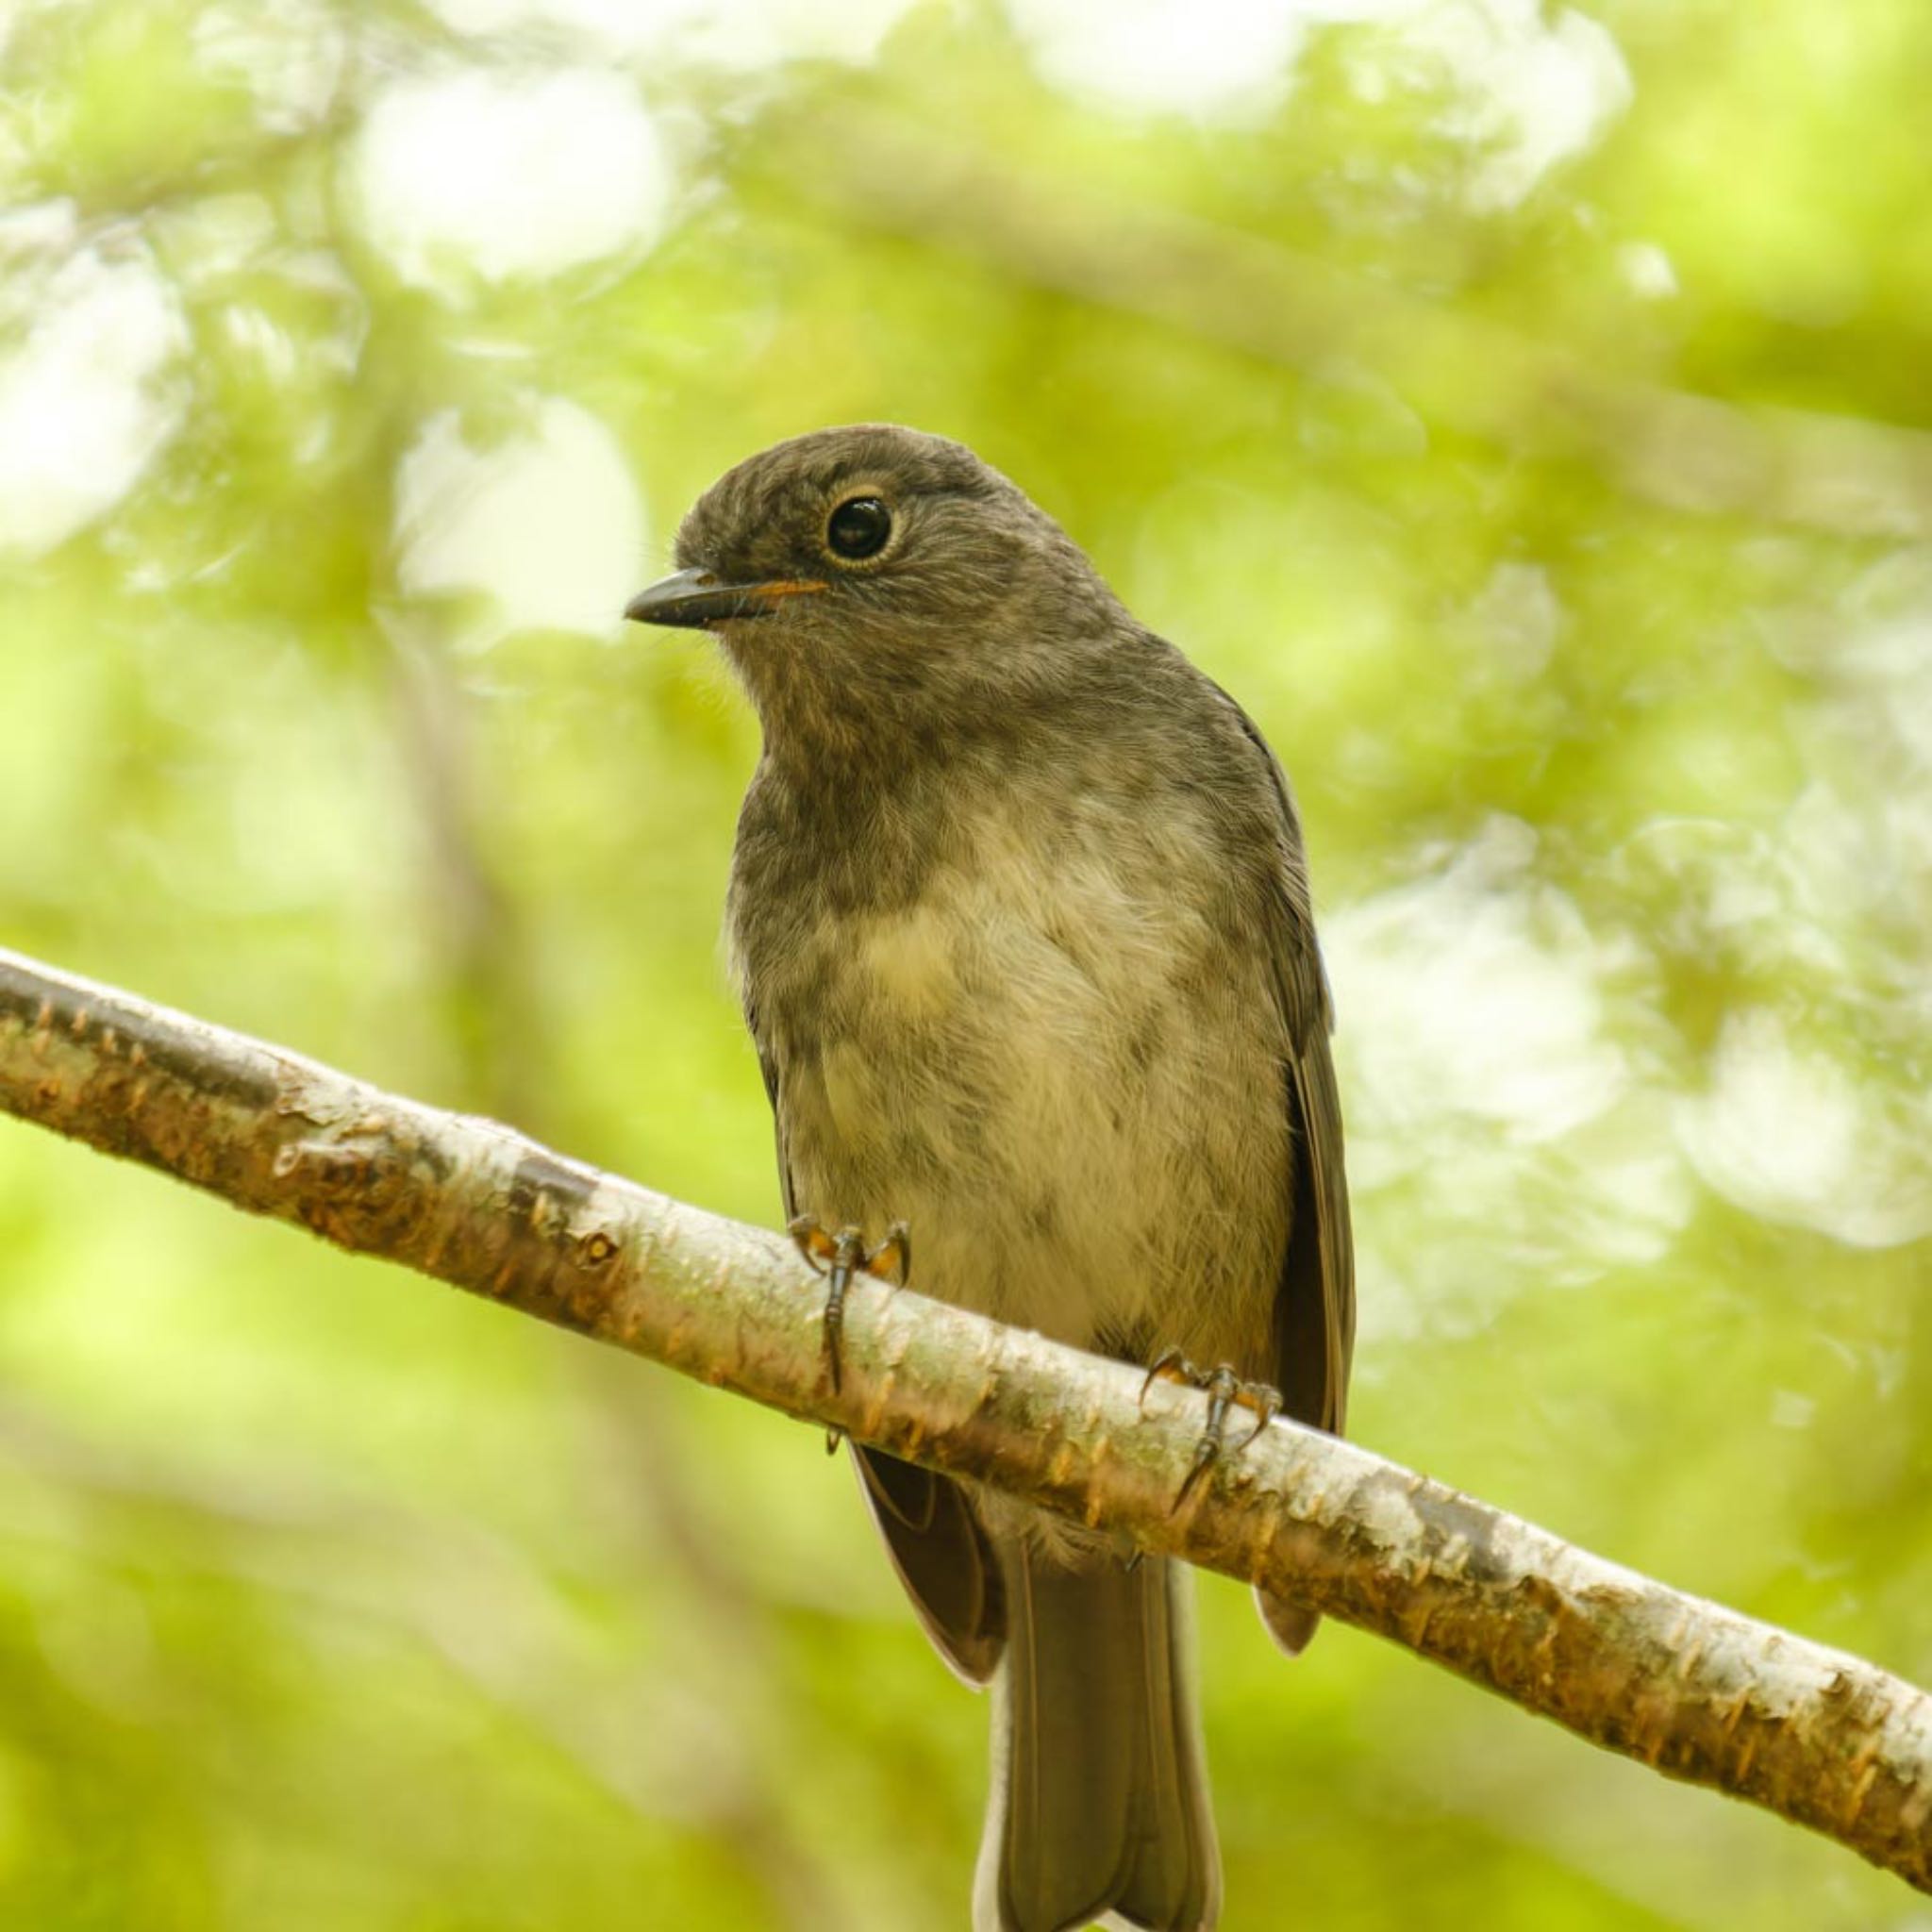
(2, 0, 1930, 1925)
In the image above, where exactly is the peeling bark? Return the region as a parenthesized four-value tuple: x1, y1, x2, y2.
(0, 944, 1927, 1890)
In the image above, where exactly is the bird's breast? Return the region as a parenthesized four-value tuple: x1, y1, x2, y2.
(737, 789, 1290, 1364)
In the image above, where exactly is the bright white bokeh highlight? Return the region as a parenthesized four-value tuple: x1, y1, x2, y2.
(394, 398, 646, 649)
(1007, 0, 1402, 122)
(1675, 1010, 1932, 1249)
(1618, 240, 1679, 301)
(1326, 820, 1690, 1339)
(192, 0, 348, 133)
(1329, 821, 1631, 1170)
(0, 210, 187, 557)
(351, 70, 673, 286)
(1001, 0, 1628, 175)
(1007, 0, 1302, 122)
(424, 0, 920, 65)
(1402, 1, 1634, 206)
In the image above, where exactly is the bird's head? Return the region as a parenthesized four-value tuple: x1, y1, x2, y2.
(624, 425, 1124, 746)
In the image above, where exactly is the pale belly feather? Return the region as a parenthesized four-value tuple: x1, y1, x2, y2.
(757, 799, 1291, 1374)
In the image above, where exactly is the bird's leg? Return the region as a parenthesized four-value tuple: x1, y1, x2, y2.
(788, 1217, 912, 1430)
(1140, 1349, 1282, 1511)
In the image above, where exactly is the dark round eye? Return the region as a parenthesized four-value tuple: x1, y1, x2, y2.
(826, 495, 891, 560)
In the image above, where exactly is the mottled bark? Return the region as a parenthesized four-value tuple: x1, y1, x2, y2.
(0, 945, 1927, 1890)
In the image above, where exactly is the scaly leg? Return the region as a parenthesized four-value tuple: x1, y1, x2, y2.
(1140, 1349, 1281, 1511)
(788, 1216, 912, 1400)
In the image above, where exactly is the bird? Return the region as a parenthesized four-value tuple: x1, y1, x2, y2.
(625, 425, 1354, 1932)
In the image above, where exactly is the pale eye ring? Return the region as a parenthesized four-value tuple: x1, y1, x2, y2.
(826, 495, 891, 561)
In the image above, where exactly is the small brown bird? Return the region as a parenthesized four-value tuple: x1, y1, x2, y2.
(626, 425, 1353, 1932)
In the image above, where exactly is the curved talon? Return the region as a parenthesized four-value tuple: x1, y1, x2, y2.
(1140, 1346, 1195, 1408)
(788, 1216, 836, 1272)
(1240, 1386, 1281, 1451)
(874, 1219, 912, 1288)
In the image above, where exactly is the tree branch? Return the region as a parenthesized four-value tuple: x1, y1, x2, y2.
(1, 944, 1927, 1890)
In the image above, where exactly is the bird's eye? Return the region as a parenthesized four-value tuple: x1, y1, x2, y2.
(826, 496, 891, 561)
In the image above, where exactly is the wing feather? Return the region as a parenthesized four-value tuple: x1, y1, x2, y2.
(1209, 690, 1356, 1654)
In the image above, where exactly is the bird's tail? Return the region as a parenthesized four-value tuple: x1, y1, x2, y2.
(974, 1541, 1220, 1932)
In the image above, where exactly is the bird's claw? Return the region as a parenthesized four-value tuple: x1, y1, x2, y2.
(789, 1216, 912, 1404)
(1139, 1349, 1281, 1512)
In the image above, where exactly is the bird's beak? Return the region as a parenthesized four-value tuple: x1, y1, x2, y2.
(623, 567, 827, 630)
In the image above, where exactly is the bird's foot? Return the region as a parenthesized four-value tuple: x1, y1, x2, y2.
(1139, 1350, 1281, 1512)
(788, 1217, 911, 1424)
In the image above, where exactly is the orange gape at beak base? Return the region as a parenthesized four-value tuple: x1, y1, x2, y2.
(624, 567, 827, 628)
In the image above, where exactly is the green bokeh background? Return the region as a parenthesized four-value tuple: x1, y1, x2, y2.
(2, 2, 1929, 1925)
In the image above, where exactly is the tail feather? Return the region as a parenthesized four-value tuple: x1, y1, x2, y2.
(974, 1543, 1220, 1932)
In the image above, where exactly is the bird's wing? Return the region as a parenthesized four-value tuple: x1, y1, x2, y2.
(848, 1440, 1006, 1686)
(1276, 1011, 1354, 1436)
(745, 995, 1006, 1686)
(1212, 691, 1357, 1653)
(1208, 691, 1356, 1432)
(748, 1020, 791, 1218)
